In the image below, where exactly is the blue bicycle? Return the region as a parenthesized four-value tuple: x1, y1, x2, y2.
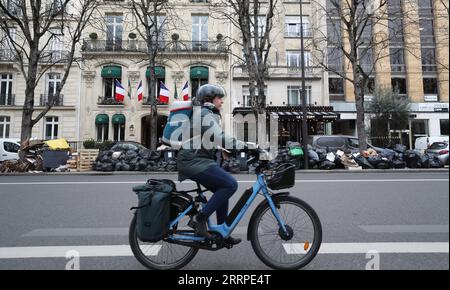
(129, 150, 322, 270)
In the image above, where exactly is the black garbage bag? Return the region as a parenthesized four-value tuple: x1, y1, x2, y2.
(394, 152, 404, 161)
(404, 150, 420, 168)
(221, 159, 230, 171)
(228, 158, 241, 173)
(308, 150, 319, 161)
(419, 154, 431, 168)
(354, 155, 374, 169)
(114, 162, 122, 171)
(122, 163, 130, 171)
(379, 150, 395, 162)
(315, 149, 327, 161)
(102, 163, 114, 172)
(126, 150, 138, 160)
(392, 159, 406, 169)
(367, 156, 383, 167)
(394, 144, 407, 153)
(149, 150, 161, 161)
(429, 156, 444, 168)
(333, 155, 346, 169)
(139, 149, 152, 160)
(138, 160, 147, 171)
(319, 160, 335, 170)
(376, 160, 392, 169)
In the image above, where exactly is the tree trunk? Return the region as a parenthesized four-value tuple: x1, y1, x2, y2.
(353, 73, 368, 151)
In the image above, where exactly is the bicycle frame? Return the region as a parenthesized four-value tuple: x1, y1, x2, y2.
(168, 173, 288, 242)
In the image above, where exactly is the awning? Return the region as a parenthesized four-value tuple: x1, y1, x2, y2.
(101, 65, 122, 78)
(146, 66, 165, 78)
(95, 114, 109, 125)
(269, 111, 340, 120)
(111, 113, 126, 125)
(190, 66, 209, 79)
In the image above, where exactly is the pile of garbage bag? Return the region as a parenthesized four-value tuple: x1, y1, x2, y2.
(230, 143, 445, 173)
(94, 148, 177, 172)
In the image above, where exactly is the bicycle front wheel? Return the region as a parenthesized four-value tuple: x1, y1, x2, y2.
(249, 196, 322, 270)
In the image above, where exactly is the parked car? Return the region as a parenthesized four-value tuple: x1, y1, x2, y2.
(414, 136, 449, 154)
(307, 135, 393, 154)
(110, 141, 148, 152)
(426, 141, 449, 165)
(0, 138, 20, 162)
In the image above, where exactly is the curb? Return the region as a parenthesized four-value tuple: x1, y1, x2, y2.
(1, 167, 448, 176)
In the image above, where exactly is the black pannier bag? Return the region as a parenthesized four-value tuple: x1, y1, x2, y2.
(131, 179, 176, 242)
(266, 163, 296, 190)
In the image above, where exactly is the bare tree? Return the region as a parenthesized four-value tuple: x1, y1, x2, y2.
(0, 0, 98, 153)
(311, 0, 413, 150)
(211, 0, 278, 116)
(127, 0, 180, 150)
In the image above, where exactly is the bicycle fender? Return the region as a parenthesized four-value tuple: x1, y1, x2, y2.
(246, 192, 290, 240)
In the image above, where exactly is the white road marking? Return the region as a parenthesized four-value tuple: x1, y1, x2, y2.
(283, 242, 449, 255)
(0, 179, 447, 186)
(0, 242, 447, 259)
(360, 225, 449, 233)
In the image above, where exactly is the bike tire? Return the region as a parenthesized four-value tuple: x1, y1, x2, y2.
(249, 196, 322, 270)
(129, 199, 199, 270)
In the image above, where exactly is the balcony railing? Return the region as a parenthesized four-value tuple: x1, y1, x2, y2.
(0, 94, 15, 106)
(284, 29, 312, 38)
(97, 96, 123, 106)
(82, 39, 228, 53)
(40, 50, 70, 63)
(40, 94, 64, 106)
(0, 49, 19, 62)
(142, 96, 169, 106)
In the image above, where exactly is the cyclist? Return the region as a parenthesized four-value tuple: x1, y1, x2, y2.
(177, 84, 246, 245)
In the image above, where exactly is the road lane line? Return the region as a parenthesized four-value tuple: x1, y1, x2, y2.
(0, 242, 447, 259)
(283, 242, 449, 255)
(360, 225, 449, 233)
(0, 179, 448, 185)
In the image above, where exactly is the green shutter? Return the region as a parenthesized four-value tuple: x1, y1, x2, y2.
(95, 114, 109, 125)
(101, 66, 122, 78)
(146, 66, 166, 78)
(111, 114, 126, 125)
(190, 66, 209, 79)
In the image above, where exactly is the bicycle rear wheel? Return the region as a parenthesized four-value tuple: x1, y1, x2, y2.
(129, 200, 198, 270)
(249, 196, 322, 270)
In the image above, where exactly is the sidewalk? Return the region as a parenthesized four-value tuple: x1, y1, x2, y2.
(1, 166, 448, 176)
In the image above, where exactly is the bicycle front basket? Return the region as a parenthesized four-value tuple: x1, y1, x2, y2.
(266, 163, 296, 190)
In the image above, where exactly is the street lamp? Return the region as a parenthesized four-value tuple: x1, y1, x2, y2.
(300, 1, 309, 169)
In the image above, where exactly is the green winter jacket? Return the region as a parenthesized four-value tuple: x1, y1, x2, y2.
(177, 103, 245, 181)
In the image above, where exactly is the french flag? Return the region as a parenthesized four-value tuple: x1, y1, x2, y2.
(159, 81, 170, 104)
(181, 81, 189, 101)
(136, 80, 144, 102)
(115, 79, 125, 102)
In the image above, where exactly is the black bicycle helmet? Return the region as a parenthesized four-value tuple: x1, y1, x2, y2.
(194, 84, 225, 105)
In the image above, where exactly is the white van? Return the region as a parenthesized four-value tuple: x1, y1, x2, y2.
(414, 136, 449, 154)
(0, 138, 20, 162)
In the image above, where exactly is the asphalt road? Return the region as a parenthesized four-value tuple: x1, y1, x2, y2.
(0, 171, 448, 270)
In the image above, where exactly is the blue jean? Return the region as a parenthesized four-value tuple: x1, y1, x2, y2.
(190, 165, 238, 224)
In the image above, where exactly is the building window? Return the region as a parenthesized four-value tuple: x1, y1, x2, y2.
(250, 15, 267, 37)
(0, 74, 13, 105)
(149, 15, 166, 47)
(390, 47, 406, 72)
(192, 15, 208, 51)
(391, 78, 407, 97)
(365, 78, 375, 96)
(0, 116, 10, 138)
(45, 116, 59, 140)
(49, 28, 64, 60)
(421, 48, 437, 72)
(104, 77, 121, 100)
(329, 78, 344, 101)
(242, 85, 267, 107)
(96, 124, 108, 142)
(440, 119, 449, 136)
(287, 51, 311, 67)
(423, 78, 439, 100)
(47, 73, 61, 96)
(285, 16, 311, 37)
(113, 124, 125, 141)
(287, 86, 311, 105)
(106, 15, 123, 50)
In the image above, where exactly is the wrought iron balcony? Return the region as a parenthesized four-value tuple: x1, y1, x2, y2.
(40, 94, 64, 106)
(0, 94, 15, 106)
(97, 96, 123, 106)
(82, 39, 228, 53)
(142, 96, 169, 106)
(0, 49, 19, 62)
(40, 50, 70, 63)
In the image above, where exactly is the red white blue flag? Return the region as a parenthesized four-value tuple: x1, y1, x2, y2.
(136, 80, 144, 102)
(181, 81, 189, 101)
(159, 81, 170, 104)
(115, 79, 125, 102)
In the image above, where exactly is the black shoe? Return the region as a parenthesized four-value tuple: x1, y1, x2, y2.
(224, 236, 241, 245)
(193, 213, 213, 239)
